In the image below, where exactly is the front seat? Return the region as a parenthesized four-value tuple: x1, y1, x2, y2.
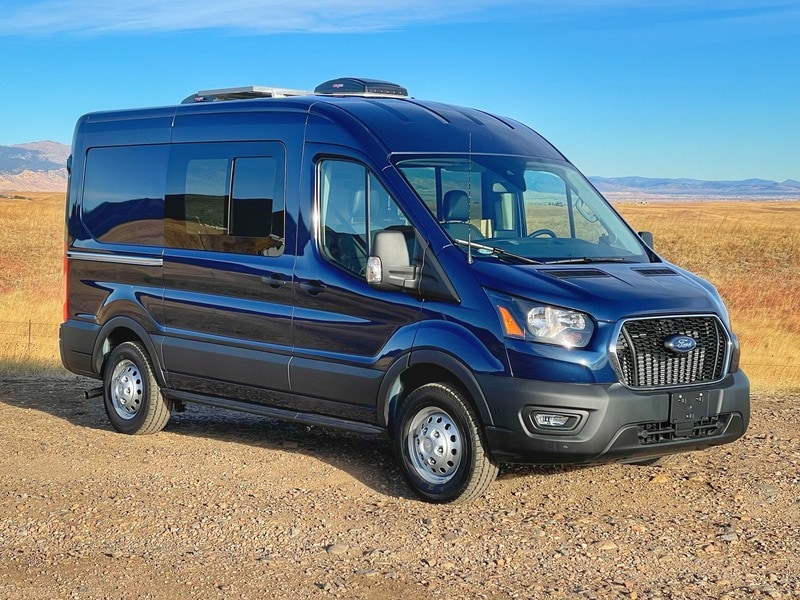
(441, 190, 484, 241)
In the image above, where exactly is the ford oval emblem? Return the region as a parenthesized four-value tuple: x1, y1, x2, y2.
(665, 334, 697, 353)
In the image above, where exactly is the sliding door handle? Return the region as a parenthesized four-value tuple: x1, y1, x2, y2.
(298, 280, 326, 296)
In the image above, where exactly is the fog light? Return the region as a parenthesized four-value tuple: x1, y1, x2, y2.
(533, 413, 572, 428)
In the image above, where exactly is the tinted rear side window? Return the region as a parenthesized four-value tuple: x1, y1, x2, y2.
(165, 142, 285, 256)
(230, 156, 281, 238)
(82, 145, 168, 245)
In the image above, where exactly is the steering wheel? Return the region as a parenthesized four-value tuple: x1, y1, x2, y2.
(527, 228, 557, 238)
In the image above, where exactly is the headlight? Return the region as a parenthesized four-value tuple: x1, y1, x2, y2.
(525, 305, 594, 348)
(489, 291, 595, 349)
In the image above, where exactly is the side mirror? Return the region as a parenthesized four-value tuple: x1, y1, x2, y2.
(367, 230, 418, 291)
(638, 231, 654, 249)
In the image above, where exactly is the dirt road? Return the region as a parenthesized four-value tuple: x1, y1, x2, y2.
(1, 376, 798, 599)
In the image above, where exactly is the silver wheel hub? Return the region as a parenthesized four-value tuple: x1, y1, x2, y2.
(109, 359, 143, 420)
(407, 407, 463, 484)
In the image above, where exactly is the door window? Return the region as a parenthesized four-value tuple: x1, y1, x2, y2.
(319, 159, 410, 277)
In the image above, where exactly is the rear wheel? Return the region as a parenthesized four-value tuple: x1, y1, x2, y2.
(394, 383, 498, 504)
(103, 341, 171, 435)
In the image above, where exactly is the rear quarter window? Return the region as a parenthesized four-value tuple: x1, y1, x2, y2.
(81, 145, 168, 246)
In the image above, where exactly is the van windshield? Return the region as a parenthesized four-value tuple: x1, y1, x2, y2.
(395, 155, 650, 264)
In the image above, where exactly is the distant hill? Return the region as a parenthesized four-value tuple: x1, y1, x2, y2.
(1, 140, 798, 198)
(591, 176, 800, 197)
(0, 141, 69, 192)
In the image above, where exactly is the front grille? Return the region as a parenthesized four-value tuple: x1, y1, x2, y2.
(614, 316, 729, 389)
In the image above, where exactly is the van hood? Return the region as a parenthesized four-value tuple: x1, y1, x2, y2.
(472, 260, 727, 323)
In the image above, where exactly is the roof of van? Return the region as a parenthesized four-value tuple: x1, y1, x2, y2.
(174, 78, 564, 159)
(303, 95, 565, 159)
(79, 88, 567, 162)
(181, 94, 566, 160)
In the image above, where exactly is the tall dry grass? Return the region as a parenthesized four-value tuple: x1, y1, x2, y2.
(0, 192, 66, 376)
(1, 193, 797, 391)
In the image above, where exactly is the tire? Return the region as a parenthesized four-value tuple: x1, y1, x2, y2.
(394, 383, 498, 504)
(103, 341, 171, 435)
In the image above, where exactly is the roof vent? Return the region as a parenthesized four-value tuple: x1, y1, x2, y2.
(181, 85, 311, 104)
(314, 78, 408, 98)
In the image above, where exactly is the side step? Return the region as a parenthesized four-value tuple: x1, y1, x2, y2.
(165, 390, 386, 436)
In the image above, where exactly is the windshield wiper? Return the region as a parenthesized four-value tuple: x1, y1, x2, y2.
(543, 256, 634, 265)
(454, 239, 542, 265)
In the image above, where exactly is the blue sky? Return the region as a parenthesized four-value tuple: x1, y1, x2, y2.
(0, 0, 798, 181)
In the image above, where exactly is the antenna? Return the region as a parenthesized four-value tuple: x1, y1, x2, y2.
(467, 133, 473, 265)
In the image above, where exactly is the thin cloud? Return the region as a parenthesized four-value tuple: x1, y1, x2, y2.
(0, 0, 517, 35)
(0, 0, 794, 36)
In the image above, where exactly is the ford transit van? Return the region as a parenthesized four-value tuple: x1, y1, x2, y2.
(60, 78, 749, 503)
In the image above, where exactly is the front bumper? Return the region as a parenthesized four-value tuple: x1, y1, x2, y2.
(480, 370, 750, 464)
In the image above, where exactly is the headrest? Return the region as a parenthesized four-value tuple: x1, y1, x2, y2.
(443, 190, 469, 222)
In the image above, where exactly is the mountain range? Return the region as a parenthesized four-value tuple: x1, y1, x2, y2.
(591, 175, 800, 198)
(0, 142, 70, 192)
(1, 141, 799, 198)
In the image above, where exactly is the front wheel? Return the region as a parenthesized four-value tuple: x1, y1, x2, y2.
(103, 341, 171, 435)
(394, 383, 498, 504)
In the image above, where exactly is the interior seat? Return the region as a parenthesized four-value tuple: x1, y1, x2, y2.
(441, 190, 484, 241)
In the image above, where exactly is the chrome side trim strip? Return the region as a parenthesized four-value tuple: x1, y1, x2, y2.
(66, 251, 163, 267)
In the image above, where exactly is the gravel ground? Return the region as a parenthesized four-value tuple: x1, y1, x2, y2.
(1, 376, 798, 599)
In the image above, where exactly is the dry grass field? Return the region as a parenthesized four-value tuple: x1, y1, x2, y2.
(1, 192, 798, 391)
(0, 192, 65, 376)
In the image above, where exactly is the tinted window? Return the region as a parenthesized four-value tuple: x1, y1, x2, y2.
(230, 157, 280, 238)
(184, 157, 228, 234)
(165, 142, 285, 256)
(82, 145, 168, 245)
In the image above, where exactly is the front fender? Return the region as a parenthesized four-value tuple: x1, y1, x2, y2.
(412, 319, 508, 375)
(376, 320, 509, 429)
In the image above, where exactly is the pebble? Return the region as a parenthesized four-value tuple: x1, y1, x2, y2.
(754, 483, 778, 496)
(593, 541, 618, 552)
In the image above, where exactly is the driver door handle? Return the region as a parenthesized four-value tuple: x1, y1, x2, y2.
(262, 273, 289, 289)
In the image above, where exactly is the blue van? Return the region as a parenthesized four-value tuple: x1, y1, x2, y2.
(59, 78, 749, 503)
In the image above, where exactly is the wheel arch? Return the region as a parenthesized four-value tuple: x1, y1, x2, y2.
(92, 317, 166, 387)
(378, 349, 494, 431)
